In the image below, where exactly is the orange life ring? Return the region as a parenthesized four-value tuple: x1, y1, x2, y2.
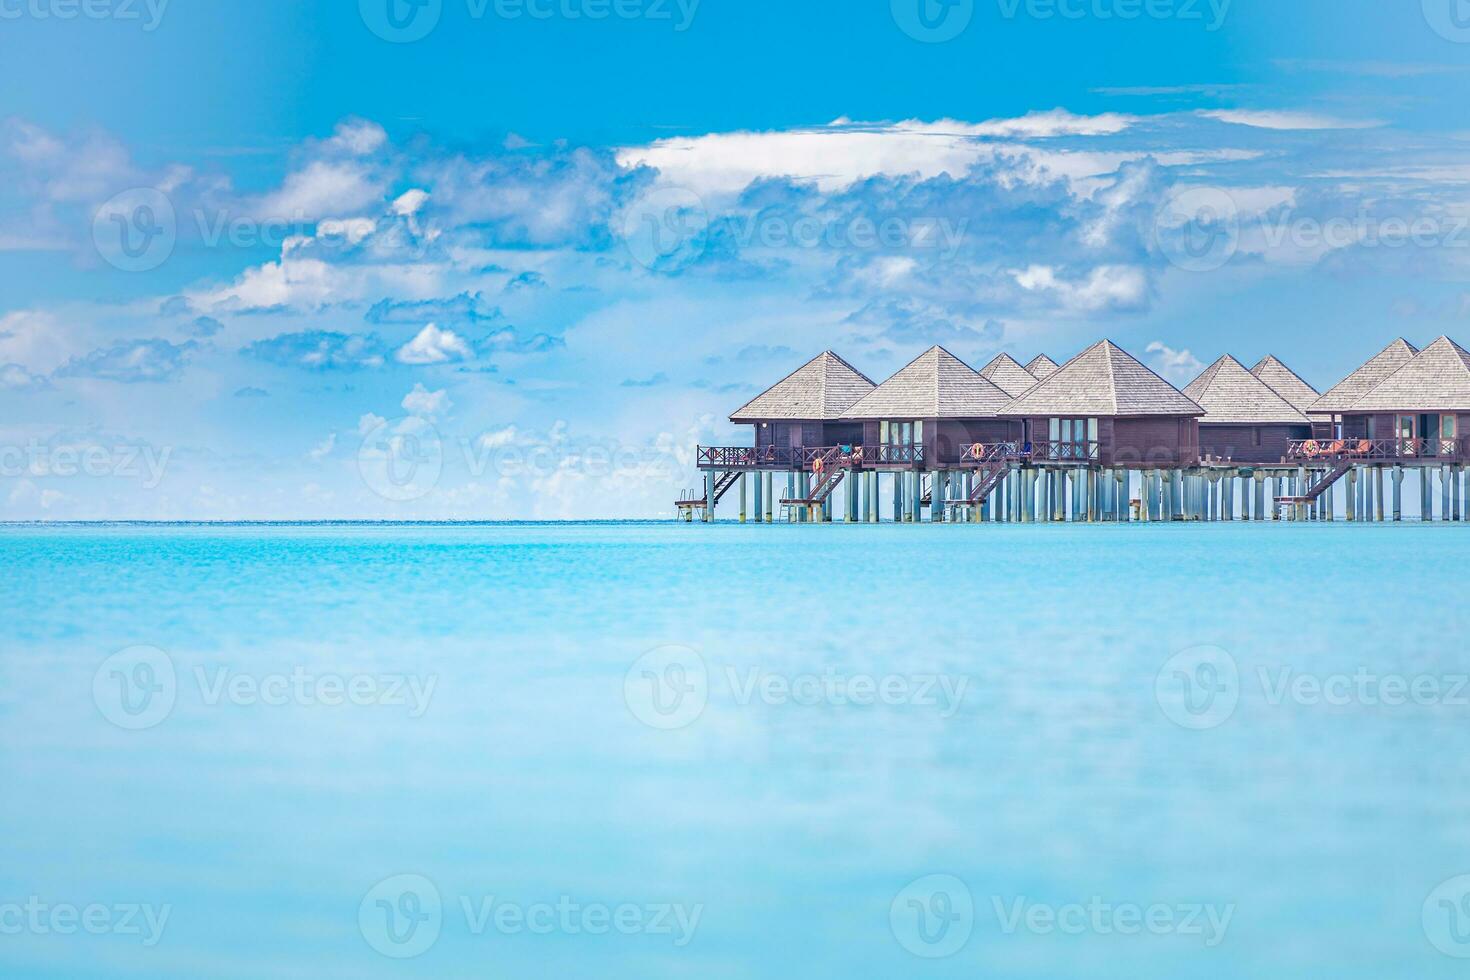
(1303, 440, 1321, 458)
(971, 443, 985, 459)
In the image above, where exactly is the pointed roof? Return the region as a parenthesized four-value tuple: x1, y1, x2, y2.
(1250, 355, 1322, 416)
(1308, 338, 1419, 415)
(1348, 336, 1470, 412)
(841, 346, 1013, 419)
(1001, 340, 1203, 417)
(1026, 354, 1060, 379)
(1184, 355, 1310, 424)
(978, 354, 1041, 397)
(730, 351, 876, 422)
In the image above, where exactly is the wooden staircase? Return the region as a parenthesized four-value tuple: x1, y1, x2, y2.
(675, 470, 742, 513)
(1275, 459, 1352, 507)
(780, 447, 849, 507)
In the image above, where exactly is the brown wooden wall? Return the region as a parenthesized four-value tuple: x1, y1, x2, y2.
(1199, 423, 1312, 464)
(1107, 417, 1201, 468)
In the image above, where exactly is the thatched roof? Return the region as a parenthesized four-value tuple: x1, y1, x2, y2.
(729, 351, 875, 422)
(977, 354, 1041, 397)
(1348, 336, 1470, 412)
(842, 346, 1012, 419)
(1250, 355, 1323, 416)
(1001, 340, 1203, 417)
(1025, 354, 1060, 379)
(1185, 355, 1310, 424)
(1308, 339, 1418, 415)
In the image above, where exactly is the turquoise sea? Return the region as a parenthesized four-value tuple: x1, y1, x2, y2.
(3, 522, 1470, 978)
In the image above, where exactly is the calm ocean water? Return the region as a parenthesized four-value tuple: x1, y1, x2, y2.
(2, 521, 1469, 978)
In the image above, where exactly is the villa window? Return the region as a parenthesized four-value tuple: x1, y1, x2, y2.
(1047, 418, 1098, 459)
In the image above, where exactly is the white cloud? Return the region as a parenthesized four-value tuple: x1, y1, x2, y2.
(325, 119, 388, 156)
(396, 323, 473, 365)
(1199, 110, 1385, 131)
(402, 383, 451, 418)
(253, 160, 384, 221)
(393, 189, 430, 216)
(476, 425, 518, 449)
(358, 412, 387, 435)
(0, 362, 50, 389)
(1013, 264, 1149, 313)
(1146, 342, 1205, 385)
(308, 433, 336, 461)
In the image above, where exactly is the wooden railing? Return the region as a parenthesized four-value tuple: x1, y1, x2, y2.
(958, 441, 1024, 465)
(1030, 440, 1101, 462)
(867, 444, 925, 465)
(697, 446, 795, 468)
(1287, 438, 1466, 462)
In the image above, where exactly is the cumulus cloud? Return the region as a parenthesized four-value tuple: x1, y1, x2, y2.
(243, 330, 387, 371)
(54, 339, 192, 383)
(396, 323, 474, 365)
(0, 363, 52, 389)
(1013, 265, 1149, 313)
(366, 292, 501, 325)
(402, 383, 450, 418)
(1146, 342, 1205, 386)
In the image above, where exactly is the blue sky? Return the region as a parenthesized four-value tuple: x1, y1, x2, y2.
(2, 0, 1469, 518)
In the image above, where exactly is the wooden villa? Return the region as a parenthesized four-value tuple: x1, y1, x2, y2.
(681, 336, 1470, 524)
(1184, 355, 1311, 464)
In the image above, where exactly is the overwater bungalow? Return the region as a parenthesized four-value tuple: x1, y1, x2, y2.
(682, 336, 1470, 524)
(1025, 354, 1060, 379)
(998, 340, 1204, 467)
(721, 351, 874, 467)
(977, 353, 1041, 397)
(1184, 355, 1312, 464)
(1332, 336, 1470, 460)
(839, 346, 1016, 465)
(1306, 338, 1418, 436)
